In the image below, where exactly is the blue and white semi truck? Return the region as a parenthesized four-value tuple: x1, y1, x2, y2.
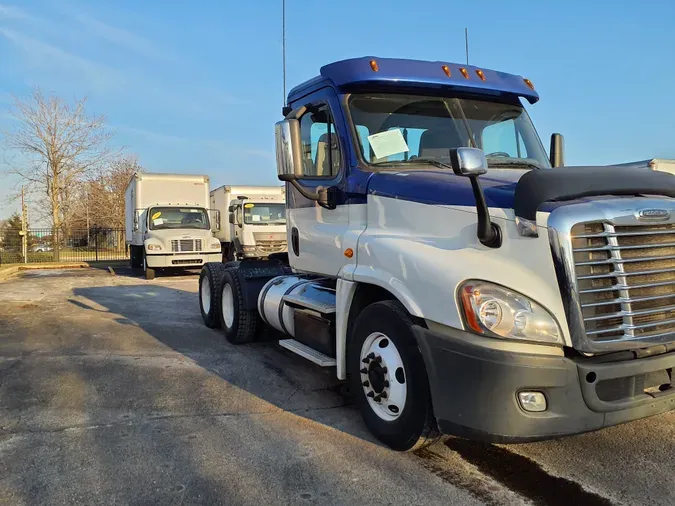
(199, 57, 675, 451)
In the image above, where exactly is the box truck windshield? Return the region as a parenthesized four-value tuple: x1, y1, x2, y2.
(149, 207, 210, 230)
(243, 203, 286, 225)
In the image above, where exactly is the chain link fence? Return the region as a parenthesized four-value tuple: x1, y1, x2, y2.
(0, 227, 129, 265)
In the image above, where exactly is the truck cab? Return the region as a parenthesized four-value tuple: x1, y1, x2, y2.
(227, 195, 287, 260)
(199, 57, 675, 451)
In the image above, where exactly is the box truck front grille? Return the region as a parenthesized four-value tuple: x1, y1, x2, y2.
(571, 222, 675, 343)
(171, 239, 203, 252)
(172, 259, 203, 265)
(253, 233, 287, 254)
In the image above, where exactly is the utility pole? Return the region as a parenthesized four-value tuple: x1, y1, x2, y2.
(282, 0, 287, 106)
(21, 186, 27, 264)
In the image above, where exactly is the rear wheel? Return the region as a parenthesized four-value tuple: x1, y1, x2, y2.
(220, 269, 261, 344)
(348, 300, 440, 451)
(199, 263, 227, 328)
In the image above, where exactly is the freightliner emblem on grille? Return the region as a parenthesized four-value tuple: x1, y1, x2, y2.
(637, 208, 671, 221)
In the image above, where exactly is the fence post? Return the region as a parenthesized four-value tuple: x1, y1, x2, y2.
(95, 228, 99, 262)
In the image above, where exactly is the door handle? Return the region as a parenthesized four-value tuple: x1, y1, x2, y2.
(291, 227, 299, 256)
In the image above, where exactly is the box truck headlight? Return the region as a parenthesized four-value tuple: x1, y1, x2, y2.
(210, 242, 221, 250)
(460, 281, 562, 344)
(147, 244, 162, 251)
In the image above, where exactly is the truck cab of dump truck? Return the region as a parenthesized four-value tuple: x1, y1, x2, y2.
(198, 57, 675, 451)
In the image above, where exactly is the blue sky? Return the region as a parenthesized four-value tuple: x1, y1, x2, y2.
(1, 0, 674, 219)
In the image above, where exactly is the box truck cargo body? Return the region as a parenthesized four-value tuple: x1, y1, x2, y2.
(125, 172, 222, 278)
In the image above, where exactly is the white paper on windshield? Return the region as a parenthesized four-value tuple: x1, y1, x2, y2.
(153, 218, 164, 226)
(367, 129, 409, 159)
(252, 215, 261, 222)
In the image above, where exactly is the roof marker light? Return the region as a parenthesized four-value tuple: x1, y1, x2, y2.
(369, 60, 379, 72)
(459, 67, 470, 79)
(524, 78, 535, 90)
(475, 69, 486, 81)
(441, 65, 452, 77)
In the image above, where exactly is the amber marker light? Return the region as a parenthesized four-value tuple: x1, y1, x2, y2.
(524, 78, 535, 90)
(441, 65, 452, 77)
(344, 248, 354, 258)
(459, 67, 470, 79)
(475, 69, 486, 81)
(369, 60, 379, 72)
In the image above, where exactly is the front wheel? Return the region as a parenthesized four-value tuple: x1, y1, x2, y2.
(348, 300, 440, 451)
(143, 252, 155, 280)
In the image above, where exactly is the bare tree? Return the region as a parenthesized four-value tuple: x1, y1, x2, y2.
(2, 88, 115, 236)
(71, 154, 142, 230)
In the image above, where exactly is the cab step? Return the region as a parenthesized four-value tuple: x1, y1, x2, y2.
(282, 292, 336, 314)
(278, 339, 337, 367)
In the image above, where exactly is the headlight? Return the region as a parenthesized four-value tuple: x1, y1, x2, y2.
(243, 245, 256, 252)
(210, 242, 221, 250)
(147, 244, 162, 251)
(459, 281, 562, 344)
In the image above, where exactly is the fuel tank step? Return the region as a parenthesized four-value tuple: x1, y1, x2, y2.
(282, 291, 336, 314)
(278, 339, 337, 367)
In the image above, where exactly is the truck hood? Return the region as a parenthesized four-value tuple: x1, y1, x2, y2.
(366, 168, 526, 210)
(367, 165, 675, 222)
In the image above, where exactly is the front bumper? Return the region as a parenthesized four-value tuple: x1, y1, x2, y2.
(145, 252, 221, 268)
(413, 325, 675, 443)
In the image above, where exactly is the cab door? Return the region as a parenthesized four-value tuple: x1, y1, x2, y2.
(287, 88, 353, 277)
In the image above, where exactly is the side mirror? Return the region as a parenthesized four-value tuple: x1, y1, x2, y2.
(275, 119, 303, 181)
(228, 213, 235, 225)
(449, 147, 501, 248)
(550, 133, 564, 168)
(449, 147, 488, 177)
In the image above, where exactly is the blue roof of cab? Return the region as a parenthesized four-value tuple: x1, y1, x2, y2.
(287, 56, 539, 105)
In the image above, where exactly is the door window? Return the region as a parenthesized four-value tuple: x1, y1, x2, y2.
(299, 104, 341, 177)
(481, 119, 527, 158)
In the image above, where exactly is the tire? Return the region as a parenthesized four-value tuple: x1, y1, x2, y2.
(199, 263, 227, 328)
(220, 268, 261, 344)
(348, 300, 440, 452)
(143, 251, 155, 280)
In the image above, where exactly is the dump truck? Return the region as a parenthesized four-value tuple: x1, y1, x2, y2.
(198, 57, 675, 451)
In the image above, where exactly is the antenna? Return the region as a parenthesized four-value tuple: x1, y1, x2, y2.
(282, 0, 287, 107)
(465, 27, 469, 65)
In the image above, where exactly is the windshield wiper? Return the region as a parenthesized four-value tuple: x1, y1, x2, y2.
(487, 159, 541, 170)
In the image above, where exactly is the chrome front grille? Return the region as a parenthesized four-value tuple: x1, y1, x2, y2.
(253, 232, 287, 254)
(571, 221, 675, 344)
(170, 239, 203, 252)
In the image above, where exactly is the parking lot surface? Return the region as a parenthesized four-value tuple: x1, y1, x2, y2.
(0, 267, 673, 505)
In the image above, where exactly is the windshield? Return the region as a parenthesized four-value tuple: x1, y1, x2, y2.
(243, 203, 286, 225)
(348, 93, 551, 170)
(148, 207, 209, 230)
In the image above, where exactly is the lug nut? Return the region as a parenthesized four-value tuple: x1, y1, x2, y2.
(384, 381, 390, 388)
(367, 391, 375, 398)
(362, 358, 370, 364)
(373, 395, 382, 402)
(380, 392, 388, 399)
(360, 368, 368, 374)
(362, 381, 370, 387)
(367, 352, 375, 360)
(374, 356, 382, 363)
(382, 367, 388, 374)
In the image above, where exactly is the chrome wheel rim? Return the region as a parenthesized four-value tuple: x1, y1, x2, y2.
(360, 332, 407, 421)
(221, 283, 234, 328)
(201, 276, 211, 314)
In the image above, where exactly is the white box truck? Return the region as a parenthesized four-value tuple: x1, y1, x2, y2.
(125, 172, 222, 279)
(210, 185, 287, 261)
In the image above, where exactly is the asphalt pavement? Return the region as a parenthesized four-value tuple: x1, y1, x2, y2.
(0, 267, 673, 505)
